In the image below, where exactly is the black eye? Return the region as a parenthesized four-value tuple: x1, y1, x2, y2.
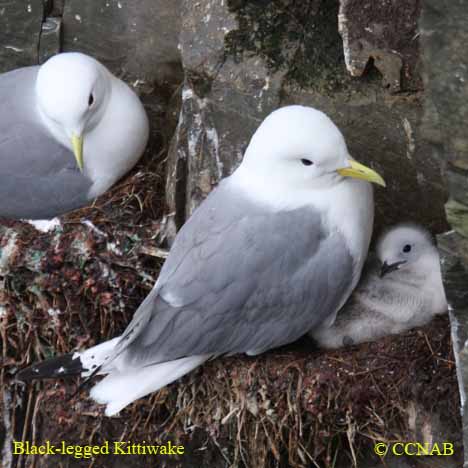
(88, 93, 94, 106)
(301, 159, 313, 166)
(403, 244, 412, 253)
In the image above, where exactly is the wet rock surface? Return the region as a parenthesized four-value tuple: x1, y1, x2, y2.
(62, 0, 183, 84)
(38, 17, 62, 64)
(420, 0, 468, 464)
(338, 0, 422, 93)
(0, 0, 182, 86)
(0, 0, 44, 72)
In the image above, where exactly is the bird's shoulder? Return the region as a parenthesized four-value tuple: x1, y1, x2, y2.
(157, 178, 328, 292)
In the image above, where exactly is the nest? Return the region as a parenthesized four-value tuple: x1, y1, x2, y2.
(0, 120, 462, 467)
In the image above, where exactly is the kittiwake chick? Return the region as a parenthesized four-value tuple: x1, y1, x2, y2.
(310, 223, 447, 349)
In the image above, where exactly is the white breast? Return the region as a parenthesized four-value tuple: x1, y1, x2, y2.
(86, 78, 149, 198)
(318, 178, 374, 268)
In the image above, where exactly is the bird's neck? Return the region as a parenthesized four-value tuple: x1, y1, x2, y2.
(36, 104, 72, 155)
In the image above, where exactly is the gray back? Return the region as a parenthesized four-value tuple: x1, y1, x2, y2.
(116, 180, 356, 366)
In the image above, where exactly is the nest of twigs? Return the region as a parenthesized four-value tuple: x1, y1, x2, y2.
(0, 89, 462, 467)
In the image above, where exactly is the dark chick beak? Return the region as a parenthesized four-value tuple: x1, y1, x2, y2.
(380, 260, 406, 278)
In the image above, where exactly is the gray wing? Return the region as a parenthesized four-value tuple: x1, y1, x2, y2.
(0, 67, 92, 219)
(116, 179, 357, 366)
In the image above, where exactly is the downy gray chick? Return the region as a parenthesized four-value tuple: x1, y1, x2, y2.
(311, 223, 447, 349)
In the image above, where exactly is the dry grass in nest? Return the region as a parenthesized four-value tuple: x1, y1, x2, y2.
(3, 308, 460, 467)
(0, 120, 462, 467)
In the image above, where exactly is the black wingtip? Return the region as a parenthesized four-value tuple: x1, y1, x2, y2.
(16, 353, 83, 382)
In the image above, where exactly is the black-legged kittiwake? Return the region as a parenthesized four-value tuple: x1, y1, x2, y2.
(311, 223, 447, 349)
(17, 105, 385, 416)
(0, 52, 149, 219)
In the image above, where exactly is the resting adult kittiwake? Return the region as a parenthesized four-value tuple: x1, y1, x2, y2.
(17, 105, 385, 416)
(310, 223, 447, 349)
(0, 52, 149, 219)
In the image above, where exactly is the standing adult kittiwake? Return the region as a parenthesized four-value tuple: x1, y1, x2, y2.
(17, 105, 385, 416)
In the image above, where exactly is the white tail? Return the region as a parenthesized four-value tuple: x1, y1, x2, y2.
(77, 337, 121, 377)
(90, 354, 210, 416)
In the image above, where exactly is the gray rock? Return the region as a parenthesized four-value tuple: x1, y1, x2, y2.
(61, 0, 183, 85)
(49, 0, 64, 17)
(437, 231, 468, 461)
(39, 17, 62, 65)
(165, 0, 287, 237)
(338, 0, 421, 93)
(0, 0, 44, 72)
(420, 1, 468, 176)
(420, 0, 468, 463)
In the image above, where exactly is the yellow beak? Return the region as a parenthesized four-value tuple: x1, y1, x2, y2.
(337, 159, 386, 187)
(71, 134, 84, 172)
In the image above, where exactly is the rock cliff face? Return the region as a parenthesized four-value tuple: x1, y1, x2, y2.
(0, 0, 45, 71)
(61, 0, 182, 84)
(420, 1, 468, 463)
(0, 0, 449, 244)
(0, 0, 182, 83)
(164, 0, 447, 243)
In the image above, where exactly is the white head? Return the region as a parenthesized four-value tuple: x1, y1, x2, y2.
(36, 52, 112, 171)
(377, 223, 439, 277)
(239, 106, 385, 190)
